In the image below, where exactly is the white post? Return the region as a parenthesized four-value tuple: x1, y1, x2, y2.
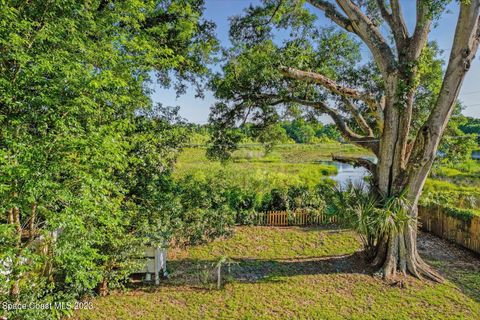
(160, 249, 167, 277)
(154, 247, 160, 285)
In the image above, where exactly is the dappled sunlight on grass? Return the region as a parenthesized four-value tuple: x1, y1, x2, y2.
(76, 227, 480, 320)
(170, 226, 360, 261)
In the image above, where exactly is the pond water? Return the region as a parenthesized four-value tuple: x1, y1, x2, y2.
(318, 160, 372, 189)
(472, 150, 480, 160)
(331, 162, 369, 188)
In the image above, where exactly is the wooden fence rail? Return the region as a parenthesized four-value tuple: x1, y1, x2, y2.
(257, 207, 480, 255)
(256, 210, 337, 226)
(418, 206, 480, 254)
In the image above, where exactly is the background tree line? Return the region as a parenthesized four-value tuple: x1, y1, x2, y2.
(185, 113, 479, 163)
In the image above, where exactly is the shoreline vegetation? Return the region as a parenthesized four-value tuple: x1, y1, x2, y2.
(175, 143, 369, 179)
(178, 143, 480, 219)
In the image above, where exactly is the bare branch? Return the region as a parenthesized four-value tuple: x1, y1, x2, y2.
(332, 154, 377, 174)
(408, 0, 433, 59)
(390, 1, 408, 34)
(406, 1, 480, 201)
(280, 65, 384, 130)
(263, 0, 284, 26)
(375, 0, 392, 23)
(426, 4, 480, 136)
(308, 0, 354, 32)
(306, 0, 395, 76)
(245, 91, 380, 153)
(334, 0, 396, 76)
(287, 97, 379, 154)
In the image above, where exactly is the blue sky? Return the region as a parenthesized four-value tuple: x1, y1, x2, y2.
(152, 0, 480, 123)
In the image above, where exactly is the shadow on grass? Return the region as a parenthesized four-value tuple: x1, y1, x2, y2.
(260, 225, 353, 234)
(150, 251, 374, 290)
(296, 226, 352, 233)
(130, 232, 480, 304)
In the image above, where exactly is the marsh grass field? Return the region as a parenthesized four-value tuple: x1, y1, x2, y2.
(174, 143, 369, 187)
(178, 142, 480, 216)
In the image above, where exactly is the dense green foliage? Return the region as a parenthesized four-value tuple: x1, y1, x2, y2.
(0, 1, 217, 319)
(421, 160, 480, 220)
(440, 206, 480, 222)
(185, 120, 343, 156)
(0, 0, 478, 318)
(424, 160, 480, 209)
(460, 117, 480, 143)
(281, 120, 341, 144)
(206, 0, 475, 177)
(205, 0, 366, 160)
(327, 185, 414, 258)
(437, 113, 478, 165)
(174, 146, 340, 228)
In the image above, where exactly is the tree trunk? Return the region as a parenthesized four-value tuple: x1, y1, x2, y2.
(9, 207, 23, 301)
(373, 116, 444, 282)
(301, 0, 479, 282)
(97, 278, 109, 297)
(29, 202, 37, 240)
(372, 205, 443, 282)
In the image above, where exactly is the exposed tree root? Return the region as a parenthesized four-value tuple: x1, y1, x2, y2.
(372, 226, 444, 283)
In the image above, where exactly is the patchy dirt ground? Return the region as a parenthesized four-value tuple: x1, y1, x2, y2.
(418, 231, 479, 267)
(418, 231, 480, 301)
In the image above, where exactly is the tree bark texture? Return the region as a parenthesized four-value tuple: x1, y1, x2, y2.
(302, 0, 480, 281)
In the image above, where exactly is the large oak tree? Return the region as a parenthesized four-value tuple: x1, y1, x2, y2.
(209, 0, 480, 280)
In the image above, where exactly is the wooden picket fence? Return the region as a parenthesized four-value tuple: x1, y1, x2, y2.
(418, 206, 480, 254)
(256, 210, 337, 226)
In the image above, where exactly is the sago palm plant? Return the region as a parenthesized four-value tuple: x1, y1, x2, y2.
(327, 184, 414, 262)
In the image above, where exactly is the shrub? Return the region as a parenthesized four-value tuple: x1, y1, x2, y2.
(327, 185, 414, 258)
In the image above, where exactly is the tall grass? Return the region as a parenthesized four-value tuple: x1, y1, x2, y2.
(175, 147, 339, 190)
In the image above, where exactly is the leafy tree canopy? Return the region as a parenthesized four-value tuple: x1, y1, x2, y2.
(0, 0, 217, 316)
(207, 0, 452, 160)
(206, 0, 480, 281)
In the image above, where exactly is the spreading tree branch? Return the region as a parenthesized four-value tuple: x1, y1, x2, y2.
(332, 154, 377, 174)
(376, 0, 408, 49)
(308, 0, 354, 32)
(280, 65, 383, 129)
(390, 0, 408, 36)
(407, 0, 433, 59)
(341, 98, 374, 137)
(279, 66, 376, 105)
(287, 97, 379, 154)
(307, 0, 395, 77)
(333, 0, 396, 76)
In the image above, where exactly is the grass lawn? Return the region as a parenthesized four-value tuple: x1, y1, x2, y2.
(76, 227, 480, 320)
